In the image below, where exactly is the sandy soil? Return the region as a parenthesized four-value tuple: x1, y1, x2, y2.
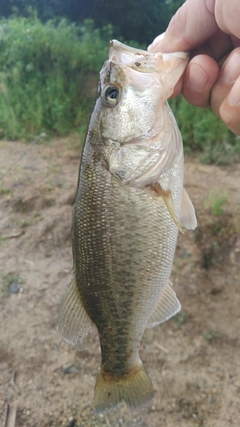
(0, 137, 240, 427)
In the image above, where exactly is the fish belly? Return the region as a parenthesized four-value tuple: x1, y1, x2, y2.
(71, 141, 180, 412)
(74, 143, 178, 372)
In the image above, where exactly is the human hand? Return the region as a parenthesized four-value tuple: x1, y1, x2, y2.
(148, 0, 240, 135)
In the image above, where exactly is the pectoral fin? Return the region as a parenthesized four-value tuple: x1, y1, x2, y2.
(147, 282, 181, 328)
(152, 182, 184, 233)
(58, 275, 95, 350)
(180, 187, 197, 230)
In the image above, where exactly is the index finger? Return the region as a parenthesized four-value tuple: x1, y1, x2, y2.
(148, 0, 218, 53)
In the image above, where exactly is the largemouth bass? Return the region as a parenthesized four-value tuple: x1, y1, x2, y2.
(59, 40, 197, 413)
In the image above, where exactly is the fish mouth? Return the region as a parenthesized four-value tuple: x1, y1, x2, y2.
(109, 39, 189, 73)
(106, 39, 189, 101)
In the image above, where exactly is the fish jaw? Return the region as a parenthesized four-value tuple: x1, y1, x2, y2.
(109, 39, 189, 99)
(97, 40, 188, 148)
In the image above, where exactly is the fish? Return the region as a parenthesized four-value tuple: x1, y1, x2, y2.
(58, 40, 197, 414)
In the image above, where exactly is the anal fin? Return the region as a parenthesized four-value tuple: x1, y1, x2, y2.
(147, 282, 181, 328)
(58, 275, 95, 350)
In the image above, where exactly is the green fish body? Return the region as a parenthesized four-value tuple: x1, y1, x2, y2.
(59, 40, 197, 413)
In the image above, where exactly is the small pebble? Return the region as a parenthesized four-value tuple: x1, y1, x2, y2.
(9, 281, 21, 294)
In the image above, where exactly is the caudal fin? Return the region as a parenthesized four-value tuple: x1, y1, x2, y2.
(93, 364, 154, 414)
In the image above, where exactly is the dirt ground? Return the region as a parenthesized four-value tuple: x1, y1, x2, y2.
(0, 136, 240, 427)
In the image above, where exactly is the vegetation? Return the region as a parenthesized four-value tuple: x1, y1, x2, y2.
(0, 273, 22, 301)
(204, 191, 228, 216)
(175, 312, 188, 328)
(0, 0, 183, 44)
(196, 206, 239, 269)
(202, 328, 220, 342)
(169, 97, 240, 164)
(0, 17, 110, 140)
(0, 11, 239, 163)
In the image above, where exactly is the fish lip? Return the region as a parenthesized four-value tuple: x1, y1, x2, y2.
(109, 39, 189, 65)
(109, 39, 148, 56)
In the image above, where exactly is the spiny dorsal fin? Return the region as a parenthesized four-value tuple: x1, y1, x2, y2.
(58, 275, 95, 350)
(180, 187, 197, 230)
(147, 282, 181, 328)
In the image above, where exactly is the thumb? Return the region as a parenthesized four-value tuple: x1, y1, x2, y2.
(148, 0, 218, 53)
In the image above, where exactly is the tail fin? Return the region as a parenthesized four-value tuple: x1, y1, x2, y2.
(93, 363, 154, 414)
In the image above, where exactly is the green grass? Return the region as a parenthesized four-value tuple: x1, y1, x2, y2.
(170, 97, 240, 164)
(204, 191, 228, 216)
(0, 187, 12, 195)
(202, 328, 219, 341)
(0, 17, 110, 140)
(0, 16, 239, 165)
(0, 273, 21, 301)
(210, 193, 228, 217)
(175, 312, 188, 328)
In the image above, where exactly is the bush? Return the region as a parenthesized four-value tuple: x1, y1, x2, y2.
(0, 17, 239, 166)
(169, 96, 240, 164)
(0, 17, 111, 140)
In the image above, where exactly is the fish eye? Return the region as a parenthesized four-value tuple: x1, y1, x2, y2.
(105, 87, 118, 100)
(103, 85, 120, 107)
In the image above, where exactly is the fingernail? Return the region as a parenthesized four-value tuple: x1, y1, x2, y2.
(221, 51, 240, 84)
(228, 77, 240, 105)
(188, 63, 209, 92)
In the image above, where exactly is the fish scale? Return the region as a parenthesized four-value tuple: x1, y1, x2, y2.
(76, 160, 172, 367)
(59, 39, 197, 413)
